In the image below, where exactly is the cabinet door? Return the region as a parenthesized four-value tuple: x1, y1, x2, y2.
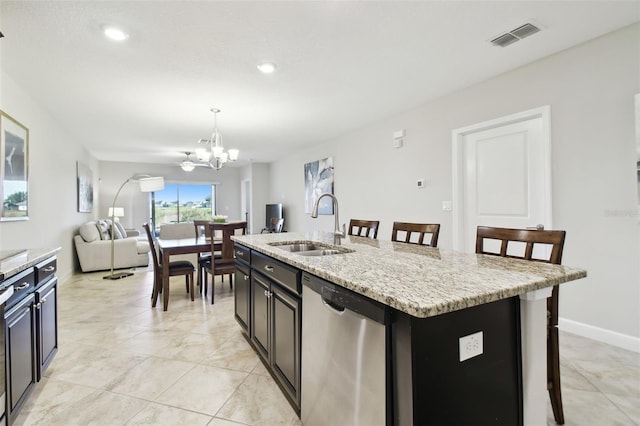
(250, 273, 270, 360)
(5, 293, 36, 418)
(272, 284, 301, 407)
(234, 264, 250, 334)
(36, 278, 58, 379)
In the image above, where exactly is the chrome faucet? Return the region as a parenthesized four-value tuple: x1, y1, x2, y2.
(311, 193, 346, 245)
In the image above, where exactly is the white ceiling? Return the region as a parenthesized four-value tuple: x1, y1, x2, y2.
(1, 1, 638, 168)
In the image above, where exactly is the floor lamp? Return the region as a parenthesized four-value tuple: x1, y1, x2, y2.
(103, 175, 165, 280)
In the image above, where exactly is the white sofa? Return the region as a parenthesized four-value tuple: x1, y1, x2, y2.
(74, 220, 150, 272)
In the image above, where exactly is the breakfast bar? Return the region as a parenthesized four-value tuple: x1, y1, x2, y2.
(232, 231, 587, 425)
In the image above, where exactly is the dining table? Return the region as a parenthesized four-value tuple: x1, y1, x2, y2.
(152, 236, 220, 310)
(152, 220, 247, 311)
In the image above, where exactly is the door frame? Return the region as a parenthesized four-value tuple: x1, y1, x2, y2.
(451, 105, 552, 251)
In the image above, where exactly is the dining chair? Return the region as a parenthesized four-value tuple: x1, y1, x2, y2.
(193, 220, 214, 293)
(202, 221, 247, 304)
(143, 223, 195, 306)
(475, 225, 566, 425)
(391, 222, 440, 247)
(348, 219, 380, 239)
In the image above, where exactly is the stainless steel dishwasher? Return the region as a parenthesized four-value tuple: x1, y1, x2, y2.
(301, 273, 387, 426)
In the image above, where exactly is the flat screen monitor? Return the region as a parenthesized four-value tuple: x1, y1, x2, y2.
(266, 203, 283, 230)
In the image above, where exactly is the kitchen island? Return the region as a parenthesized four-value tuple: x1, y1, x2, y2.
(232, 231, 586, 425)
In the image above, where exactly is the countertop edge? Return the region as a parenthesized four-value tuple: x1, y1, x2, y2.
(0, 247, 62, 281)
(232, 234, 587, 318)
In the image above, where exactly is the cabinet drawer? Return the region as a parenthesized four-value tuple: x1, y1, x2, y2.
(4, 268, 35, 310)
(252, 252, 301, 295)
(234, 244, 251, 265)
(35, 257, 57, 287)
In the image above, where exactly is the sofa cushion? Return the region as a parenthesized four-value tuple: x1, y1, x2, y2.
(105, 219, 124, 239)
(79, 222, 100, 242)
(136, 241, 151, 254)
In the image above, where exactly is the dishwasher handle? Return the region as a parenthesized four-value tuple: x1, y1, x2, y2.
(321, 297, 346, 315)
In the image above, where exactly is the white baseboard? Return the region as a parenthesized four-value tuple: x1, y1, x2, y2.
(559, 317, 640, 353)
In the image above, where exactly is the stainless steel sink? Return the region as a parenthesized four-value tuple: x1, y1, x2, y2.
(269, 241, 353, 256)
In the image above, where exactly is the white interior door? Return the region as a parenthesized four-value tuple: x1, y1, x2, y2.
(452, 106, 552, 252)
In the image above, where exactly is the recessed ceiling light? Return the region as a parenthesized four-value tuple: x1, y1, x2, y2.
(104, 27, 129, 42)
(257, 62, 277, 74)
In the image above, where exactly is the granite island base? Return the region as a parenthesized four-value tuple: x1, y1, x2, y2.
(231, 232, 586, 426)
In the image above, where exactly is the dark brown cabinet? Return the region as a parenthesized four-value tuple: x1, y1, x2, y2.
(5, 293, 37, 423)
(2, 254, 58, 425)
(250, 271, 301, 411)
(35, 278, 57, 380)
(234, 243, 301, 413)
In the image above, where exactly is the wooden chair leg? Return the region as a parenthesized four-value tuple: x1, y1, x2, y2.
(229, 273, 233, 289)
(189, 272, 194, 301)
(211, 274, 215, 305)
(548, 325, 564, 424)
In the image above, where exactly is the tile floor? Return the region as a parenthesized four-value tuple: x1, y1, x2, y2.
(11, 267, 640, 425)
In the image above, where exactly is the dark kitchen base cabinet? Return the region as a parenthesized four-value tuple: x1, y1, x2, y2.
(392, 297, 523, 426)
(36, 278, 58, 380)
(5, 293, 37, 424)
(234, 244, 302, 414)
(2, 254, 59, 425)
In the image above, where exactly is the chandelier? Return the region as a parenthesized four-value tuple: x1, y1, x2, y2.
(196, 108, 239, 170)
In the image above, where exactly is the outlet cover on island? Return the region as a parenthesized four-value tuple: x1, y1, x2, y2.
(459, 331, 483, 362)
(442, 200, 452, 211)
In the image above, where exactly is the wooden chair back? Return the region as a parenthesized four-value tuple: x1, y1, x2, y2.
(143, 223, 160, 270)
(210, 221, 247, 261)
(348, 219, 380, 239)
(193, 220, 212, 238)
(475, 225, 567, 423)
(391, 222, 440, 247)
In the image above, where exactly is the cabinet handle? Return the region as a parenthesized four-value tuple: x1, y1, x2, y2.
(16, 283, 29, 290)
(41, 298, 47, 304)
(264, 290, 269, 297)
(35, 302, 42, 309)
(237, 250, 244, 256)
(264, 265, 274, 273)
(43, 266, 55, 272)
(244, 275, 249, 281)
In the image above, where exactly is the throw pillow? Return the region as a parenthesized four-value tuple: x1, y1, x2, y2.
(79, 222, 100, 242)
(96, 220, 110, 240)
(114, 221, 127, 239)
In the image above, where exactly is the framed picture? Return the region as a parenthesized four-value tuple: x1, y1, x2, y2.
(77, 161, 94, 213)
(0, 110, 29, 221)
(304, 156, 334, 214)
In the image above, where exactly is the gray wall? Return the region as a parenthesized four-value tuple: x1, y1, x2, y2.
(0, 71, 100, 281)
(98, 161, 242, 233)
(269, 24, 640, 344)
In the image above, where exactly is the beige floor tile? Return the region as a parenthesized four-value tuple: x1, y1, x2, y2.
(550, 388, 636, 426)
(208, 418, 250, 426)
(45, 343, 148, 388)
(573, 358, 640, 397)
(606, 392, 640, 424)
(155, 364, 248, 416)
(125, 402, 213, 425)
(11, 377, 96, 426)
(105, 356, 196, 400)
(203, 335, 261, 373)
(44, 390, 149, 425)
(216, 373, 301, 426)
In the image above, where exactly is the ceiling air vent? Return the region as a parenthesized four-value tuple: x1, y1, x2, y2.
(490, 22, 541, 48)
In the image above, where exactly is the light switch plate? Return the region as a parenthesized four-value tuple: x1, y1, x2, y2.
(459, 331, 483, 362)
(442, 200, 452, 211)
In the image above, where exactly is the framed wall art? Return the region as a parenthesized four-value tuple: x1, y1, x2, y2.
(304, 156, 334, 214)
(76, 161, 94, 213)
(0, 110, 29, 221)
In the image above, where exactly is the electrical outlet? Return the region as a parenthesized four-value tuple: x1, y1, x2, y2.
(459, 331, 483, 362)
(416, 179, 426, 188)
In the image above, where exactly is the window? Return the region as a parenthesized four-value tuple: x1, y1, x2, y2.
(152, 183, 216, 225)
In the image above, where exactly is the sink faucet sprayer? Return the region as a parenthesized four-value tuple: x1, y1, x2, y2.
(311, 193, 346, 245)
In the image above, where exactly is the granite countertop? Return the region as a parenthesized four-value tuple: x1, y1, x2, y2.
(0, 247, 61, 281)
(232, 231, 587, 318)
